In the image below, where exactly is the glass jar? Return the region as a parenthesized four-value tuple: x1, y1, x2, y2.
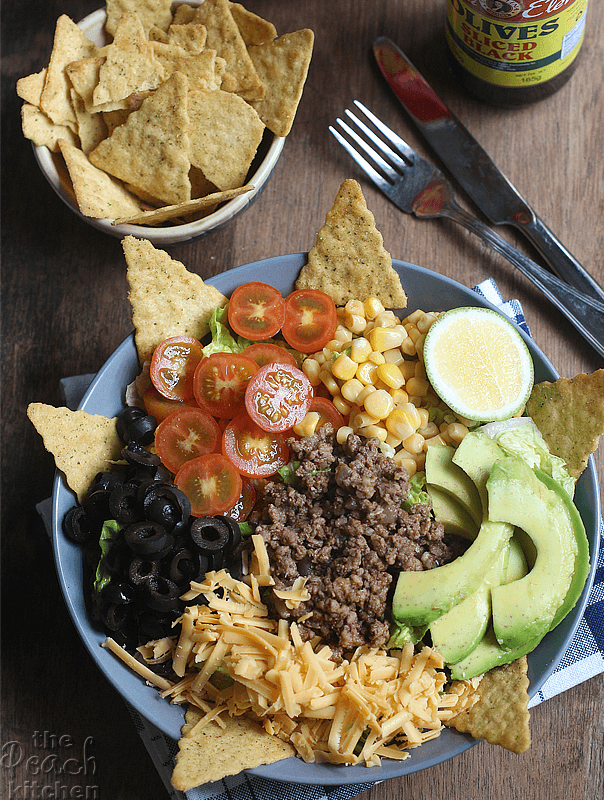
(445, 0, 589, 106)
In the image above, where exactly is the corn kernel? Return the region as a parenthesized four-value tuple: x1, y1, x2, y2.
(369, 326, 407, 352)
(424, 434, 448, 450)
(355, 384, 376, 405)
(350, 337, 372, 363)
(385, 409, 416, 441)
(313, 351, 326, 365)
(385, 432, 402, 448)
(334, 325, 353, 343)
(417, 312, 438, 334)
(377, 362, 404, 390)
(417, 408, 430, 428)
(403, 433, 425, 454)
(341, 378, 364, 403)
(368, 350, 386, 365)
(336, 425, 354, 445)
(414, 361, 427, 380)
(406, 376, 429, 396)
(356, 361, 378, 385)
(358, 424, 388, 442)
(414, 451, 426, 471)
(390, 387, 410, 407)
(383, 348, 404, 366)
(326, 339, 345, 353)
(401, 337, 418, 357)
(293, 411, 321, 437)
(415, 333, 427, 359)
(364, 389, 394, 420)
(302, 358, 321, 386)
(319, 370, 340, 396)
(404, 309, 423, 325)
(332, 353, 357, 381)
(354, 411, 380, 428)
(448, 422, 469, 443)
(345, 299, 365, 317)
(398, 402, 422, 429)
(333, 395, 351, 415)
(345, 313, 367, 333)
(418, 421, 439, 438)
(374, 310, 398, 328)
(364, 297, 385, 319)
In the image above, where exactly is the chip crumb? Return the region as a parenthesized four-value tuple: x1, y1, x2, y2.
(296, 179, 408, 308)
(445, 656, 531, 754)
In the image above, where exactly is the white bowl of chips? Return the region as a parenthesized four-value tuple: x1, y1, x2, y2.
(23, 2, 314, 244)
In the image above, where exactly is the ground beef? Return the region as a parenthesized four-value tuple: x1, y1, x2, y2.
(249, 427, 455, 656)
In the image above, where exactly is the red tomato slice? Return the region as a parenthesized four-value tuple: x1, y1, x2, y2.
(243, 342, 298, 369)
(193, 353, 258, 419)
(309, 397, 346, 431)
(142, 385, 189, 424)
(155, 407, 221, 473)
(175, 453, 242, 517)
(228, 282, 285, 341)
(150, 336, 204, 402)
(222, 413, 289, 478)
(281, 289, 337, 353)
(224, 478, 256, 522)
(245, 363, 313, 433)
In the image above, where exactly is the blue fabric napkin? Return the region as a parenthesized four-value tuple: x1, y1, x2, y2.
(40, 279, 604, 800)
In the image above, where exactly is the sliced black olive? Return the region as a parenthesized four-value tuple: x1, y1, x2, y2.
(168, 549, 207, 586)
(104, 538, 131, 575)
(124, 414, 157, 446)
(190, 517, 230, 555)
(137, 611, 176, 640)
(143, 576, 181, 612)
(99, 600, 132, 631)
(108, 482, 143, 525)
(63, 506, 96, 544)
(121, 443, 161, 471)
(143, 484, 191, 530)
(218, 515, 242, 553)
(116, 406, 147, 441)
(100, 581, 135, 605)
(124, 521, 173, 557)
(89, 470, 125, 494)
(128, 555, 160, 587)
(83, 488, 111, 524)
(109, 625, 137, 650)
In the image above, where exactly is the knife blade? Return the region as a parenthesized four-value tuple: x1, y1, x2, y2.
(373, 36, 604, 305)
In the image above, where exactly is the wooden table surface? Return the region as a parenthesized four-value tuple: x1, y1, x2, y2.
(2, 1, 603, 798)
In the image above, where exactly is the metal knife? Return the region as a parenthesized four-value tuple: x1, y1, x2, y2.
(373, 36, 604, 304)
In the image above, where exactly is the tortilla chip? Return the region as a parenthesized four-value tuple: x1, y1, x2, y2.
(70, 89, 108, 154)
(167, 23, 208, 54)
(40, 15, 97, 126)
(296, 179, 408, 308)
(445, 657, 531, 754)
(16, 69, 47, 106)
(172, 4, 197, 25)
(65, 57, 105, 113)
(59, 139, 143, 218)
(192, 0, 265, 102)
(92, 12, 167, 112)
(113, 184, 254, 225)
(123, 236, 227, 364)
(89, 72, 192, 206)
(229, 3, 277, 46)
(152, 43, 222, 92)
(21, 104, 77, 152)
(105, 0, 173, 38)
(27, 403, 121, 503)
(526, 369, 604, 479)
(171, 708, 295, 790)
(188, 89, 265, 191)
(249, 29, 314, 137)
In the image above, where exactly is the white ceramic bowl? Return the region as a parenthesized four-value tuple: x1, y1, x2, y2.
(33, 8, 285, 244)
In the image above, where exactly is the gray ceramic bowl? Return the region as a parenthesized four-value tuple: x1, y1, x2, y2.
(51, 254, 600, 785)
(33, 7, 285, 245)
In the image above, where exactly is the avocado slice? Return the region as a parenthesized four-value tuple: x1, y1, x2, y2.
(426, 445, 483, 527)
(429, 544, 508, 665)
(488, 457, 578, 650)
(452, 430, 506, 516)
(533, 468, 590, 630)
(392, 519, 512, 627)
(449, 624, 540, 681)
(428, 484, 480, 540)
(505, 533, 529, 583)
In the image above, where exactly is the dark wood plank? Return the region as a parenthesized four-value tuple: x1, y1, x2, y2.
(2, 2, 602, 799)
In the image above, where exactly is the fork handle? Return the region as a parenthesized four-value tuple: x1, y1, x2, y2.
(441, 201, 604, 360)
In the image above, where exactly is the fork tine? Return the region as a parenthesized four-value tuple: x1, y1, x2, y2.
(342, 110, 409, 173)
(353, 100, 416, 161)
(329, 124, 391, 192)
(334, 116, 400, 182)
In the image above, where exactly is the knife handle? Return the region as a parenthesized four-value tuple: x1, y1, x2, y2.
(509, 213, 604, 305)
(441, 202, 604, 360)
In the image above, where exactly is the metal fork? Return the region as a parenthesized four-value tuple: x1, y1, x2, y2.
(330, 101, 604, 360)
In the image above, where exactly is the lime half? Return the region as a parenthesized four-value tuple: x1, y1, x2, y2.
(423, 307, 534, 422)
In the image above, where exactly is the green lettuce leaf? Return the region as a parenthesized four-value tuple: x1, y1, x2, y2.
(202, 304, 245, 357)
(403, 471, 430, 510)
(93, 519, 122, 596)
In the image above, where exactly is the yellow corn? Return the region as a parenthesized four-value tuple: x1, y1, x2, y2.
(334, 325, 353, 343)
(448, 422, 469, 443)
(364, 297, 385, 319)
(345, 313, 367, 333)
(355, 385, 376, 405)
(368, 326, 406, 352)
(377, 362, 404, 390)
(390, 387, 410, 407)
(326, 339, 345, 353)
(368, 350, 386, 365)
(385, 409, 416, 441)
(401, 337, 418, 357)
(373, 311, 398, 328)
(403, 309, 424, 325)
(333, 395, 351, 415)
(345, 299, 365, 317)
(341, 378, 364, 403)
(398, 402, 422, 429)
(406, 376, 429, 397)
(336, 425, 354, 445)
(293, 411, 321, 437)
(355, 411, 380, 428)
(319, 370, 340, 396)
(417, 407, 430, 428)
(383, 348, 404, 366)
(415, 333, 427, 359)
(417, 312, 438, 334)
(385, 432, 402, 448)
(399, 361, 417, 381)
(356, 361, 379, 385)
(364, 389, 394, 420)
(302, 358, 321, 386)
(358, 424, 388, 442)
(332, 353, 357, 381)
(403, 433, 425, 454)
(350, 337, 372, 363)
(418, 421, 439, 438)
(424, 434, 448, 450)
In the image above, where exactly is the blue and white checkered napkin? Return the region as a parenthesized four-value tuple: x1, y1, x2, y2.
(41, 279, 604, 800)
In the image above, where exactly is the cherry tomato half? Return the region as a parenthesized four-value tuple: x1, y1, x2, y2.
(142, 385, 188, 424)
(245, 362, 313, 433)
(281, 289, 337, 353)
(224, 478, 256, 522)
(222, 413, 289, 478)
(155, 407, 221, 474)
(228, 282, 285, 341)
(242, 342, 298, 369)
(150, 336, 204, 402)
(193, 353, 258, 419)
(309, 397, 346, 431)
(175, 453, 242, 517)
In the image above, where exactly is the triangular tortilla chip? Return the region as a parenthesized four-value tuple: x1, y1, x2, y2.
(123, 236, 227, 364)
(526, 369, 604, 479)
(188, 89, 265, 190)
(113, 184, 253, 225)
(40, 15, 98, 126)
(445, 657, 531, 754)
(21, 104, 77, 152)
(105, 0, 173, 38)
(27, 404, 121, 503)
(59, 139, 143, 218)
(16, 69, 47, 106)
(65, 57, 105, 113)
(89, 72, 192, 206)
(92, 12, 167, 112)
(152, 42, 222, 91)
(171, 708, 294, 790)
(296, 179, 408, 308)
(70, 89, 108, 154)
(229, 3, 276, 46)
(167, 23, 208, 54)
(249, 29, 314, 137)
